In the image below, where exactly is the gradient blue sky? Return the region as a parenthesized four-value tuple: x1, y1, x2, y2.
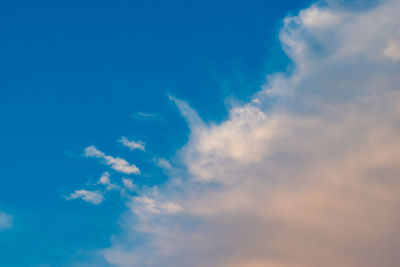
(0, 0, 309, 266)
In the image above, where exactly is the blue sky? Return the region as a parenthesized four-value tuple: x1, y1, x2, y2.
(3, 0, 400, 266)
(0, 0, 308, 266)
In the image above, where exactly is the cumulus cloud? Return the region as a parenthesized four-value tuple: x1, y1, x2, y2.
(102, 0, 400, 266)
(68, 190, 104, 205)
(0, 212, 13, 231)
(84, 146, 140, 174)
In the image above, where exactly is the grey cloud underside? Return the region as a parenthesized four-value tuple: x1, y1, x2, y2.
(102, 0, 400, 266)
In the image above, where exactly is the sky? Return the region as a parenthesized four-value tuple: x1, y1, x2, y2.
(1, 0, 400, 266)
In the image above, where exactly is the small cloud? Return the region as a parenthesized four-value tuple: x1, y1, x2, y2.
(132, 112, 161, 121)
(98, 172, 111, 185)
(68, 190, 104, 205)
(118, 136, 145, 152)
(0, 212, 13, 231)
(122, 178, 136, 191)
(97, 172, 120, 191)
(155, 158, 172, 170)
(84, 146, 140, 175)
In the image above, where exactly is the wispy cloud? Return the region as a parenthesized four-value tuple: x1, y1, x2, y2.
(84, 146, 140, 174)
(0, 212, 13, 231)
(102, 1, 400, 266)
(68, 190, 104, 205)
(154, 158, 172, 170)
(97, 172, 120, 191)
(119, 137, 145, 152)
(168, 95, 204, 130)
(132, 112, 161, 121)
(67, 173, 137, 205)
(133, 196, 182, 215)
(98, 171, 111, 185)
(122, 178, 136, 191)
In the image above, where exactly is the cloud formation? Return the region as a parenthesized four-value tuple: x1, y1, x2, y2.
(122, 178, 135, 191)
(68, 190, 104, 205)
(98, 171, 111, 185)
(119, 137, 145, 152)
(0, 212, 13, 231)
(97, 171, 121, 191)
(102, 0, 400, 266)
(84, 146, 140, 174)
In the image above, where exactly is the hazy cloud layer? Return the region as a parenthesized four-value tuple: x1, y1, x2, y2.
(103, 0, 400, 266)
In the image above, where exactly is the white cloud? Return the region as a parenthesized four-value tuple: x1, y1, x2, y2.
(68, 190, 104, 205)
(122, 178, 136, 191)
(0, 212, 13, 231)
(299, 6, 339, 28)
(119, 136, 145, 152)
(84, 146, 140, 174)
(98, 172, 111, 185)
(97, 172, 120, 191)
(102, 1, 400, 266)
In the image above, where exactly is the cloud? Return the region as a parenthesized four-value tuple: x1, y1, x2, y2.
(132, 112, 161, 121)
(68, 173, 135, 206)
(98, 172, 111, 185)
(97, 172, 120, 191)
(168, 95, 204, 130)
(119, 137, 145, 152)
(133, 196, 183, 215)
(122, 178, 136, 191)
(84, 146, 140, 174)
(68, 190, 104, 205)
(154, 158, 172, 170)
(0, 212, 13, 231)
(101, 0, 400, 266)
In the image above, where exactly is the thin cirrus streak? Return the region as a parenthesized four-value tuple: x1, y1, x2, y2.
(100, 0, 400, 266)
